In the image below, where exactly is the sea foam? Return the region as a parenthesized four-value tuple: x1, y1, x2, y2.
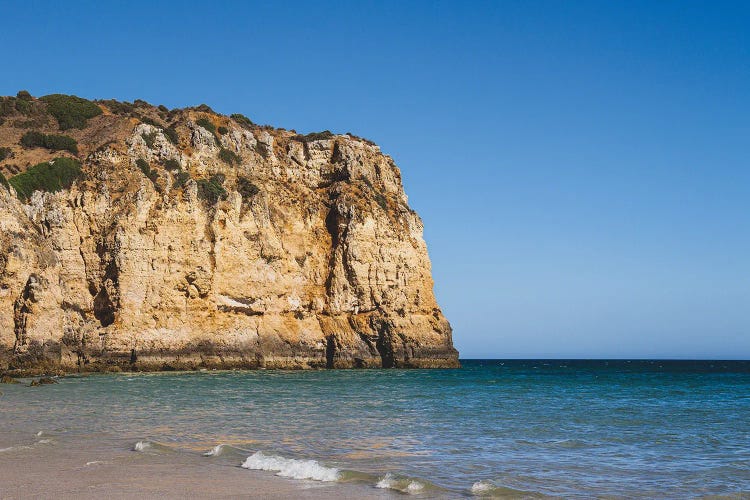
(471, 480, 537, 497)
(376, 473, 426, 494)
(133, 441, 151, 452)
(241, 451, 340, 481)
(471, 480, 494, 494)
(203, 444, 225, 457)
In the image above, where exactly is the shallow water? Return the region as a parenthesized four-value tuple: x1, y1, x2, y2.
(1, 360, 749, 498)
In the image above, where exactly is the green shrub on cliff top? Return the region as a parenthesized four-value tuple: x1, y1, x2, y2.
(8, 157, 83, 201)
(292, 130, 334, 142)
(230, 113, 254, 128)
(20, 131, 78, 154)
(0, 171, 9, 190)
(196, 117, 222, 145)
(40, 94, 102, 130)
(196, 117, 216, 134)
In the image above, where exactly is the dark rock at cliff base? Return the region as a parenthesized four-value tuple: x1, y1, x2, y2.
(29, 377, 58, 386)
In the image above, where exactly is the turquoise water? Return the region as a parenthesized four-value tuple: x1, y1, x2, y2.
(2, 360, 750, 497)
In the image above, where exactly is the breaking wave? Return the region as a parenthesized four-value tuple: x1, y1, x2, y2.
(203, 444, 226, 456)
(471, 481, 497, 495)
(133, 441, 151, 452)
(241, 451, 341, 481)
(471, 480, 547, 498)
(376, 472, 427, 494)
(203, 443, 250, 460)
(132, 440, 173, 453)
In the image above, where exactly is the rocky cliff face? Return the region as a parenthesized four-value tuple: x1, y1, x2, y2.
(0, 94, 458, 373)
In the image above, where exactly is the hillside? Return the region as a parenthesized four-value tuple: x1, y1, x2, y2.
(0, 91, 458, 373)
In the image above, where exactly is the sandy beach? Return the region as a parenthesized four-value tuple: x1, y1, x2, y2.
(0, 433, 398, 500)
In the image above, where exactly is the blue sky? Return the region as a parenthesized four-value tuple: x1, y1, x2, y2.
(1, 1, 748, 358)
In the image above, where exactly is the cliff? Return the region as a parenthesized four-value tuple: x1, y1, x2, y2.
(0, 92, 458, 373)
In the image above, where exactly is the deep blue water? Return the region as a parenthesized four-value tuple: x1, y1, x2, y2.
(1, 360, 749, 497)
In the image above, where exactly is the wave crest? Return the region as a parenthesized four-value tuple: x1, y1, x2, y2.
(133, 441, 151, 452)
(471, 481, 495, 494)
(203, 444, 225, 457)
(376, 473, 426, 494)
(471, 480, 545, 498)
(241, 451, 340, 482)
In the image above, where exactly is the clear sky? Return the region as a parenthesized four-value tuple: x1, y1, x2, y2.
(1, 1, 748, 358)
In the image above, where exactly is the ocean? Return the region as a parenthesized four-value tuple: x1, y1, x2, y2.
(1, 360, 749, 498)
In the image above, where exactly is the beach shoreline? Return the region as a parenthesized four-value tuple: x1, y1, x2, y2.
(0, 432, 399, 500)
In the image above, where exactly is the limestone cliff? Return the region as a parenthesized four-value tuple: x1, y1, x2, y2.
(0, 93, 458, 373)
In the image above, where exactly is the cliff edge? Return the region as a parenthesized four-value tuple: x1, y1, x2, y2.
(0, 92, 458, 373)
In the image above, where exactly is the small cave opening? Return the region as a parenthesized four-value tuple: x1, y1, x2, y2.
(93, 287, 115, 327)
(375, 326, 395, 369)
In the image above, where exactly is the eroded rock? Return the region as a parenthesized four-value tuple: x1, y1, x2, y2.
(0, 97, 459, 372)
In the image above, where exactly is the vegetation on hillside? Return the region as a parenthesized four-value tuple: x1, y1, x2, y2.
(20, 131, 78, 154)
(39, 94, 102, 130)
(163, 159, 181, 171)
(363, 176, 388, 210)
(293, 131, 334, 142)
(173, 171, 190, 188)
(8, 157, 83, 201)
(0, 147, 11, 161)
(230, 113, 254, 128)
(98, 99, 135, 115)
(196, 117, 216, 134)
(136, 158, 159, 184)
(218, 148, 241, 165)
(196, 117, 223, 145)
(1, 94, 49, 126)
(0, 171, 8, 190)
(141, 131, 158, 148)
(197, 174, 227, 204)
(254, 142, 269, 158)
(237, 176, 259, 201)
(163, 126, 179, 145)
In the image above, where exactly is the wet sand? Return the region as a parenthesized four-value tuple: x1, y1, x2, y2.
(0, 434, 397, 499)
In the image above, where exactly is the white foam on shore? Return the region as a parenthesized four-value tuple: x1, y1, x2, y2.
(376, 473, 426, 494)
(407, 481, 424, 492)
(241, 451, 340, 482)
(376, 473, 396, 489)
(133, 441, 151, 452)
(471, 480, 494, 494)
(203, 444, 225, 457)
